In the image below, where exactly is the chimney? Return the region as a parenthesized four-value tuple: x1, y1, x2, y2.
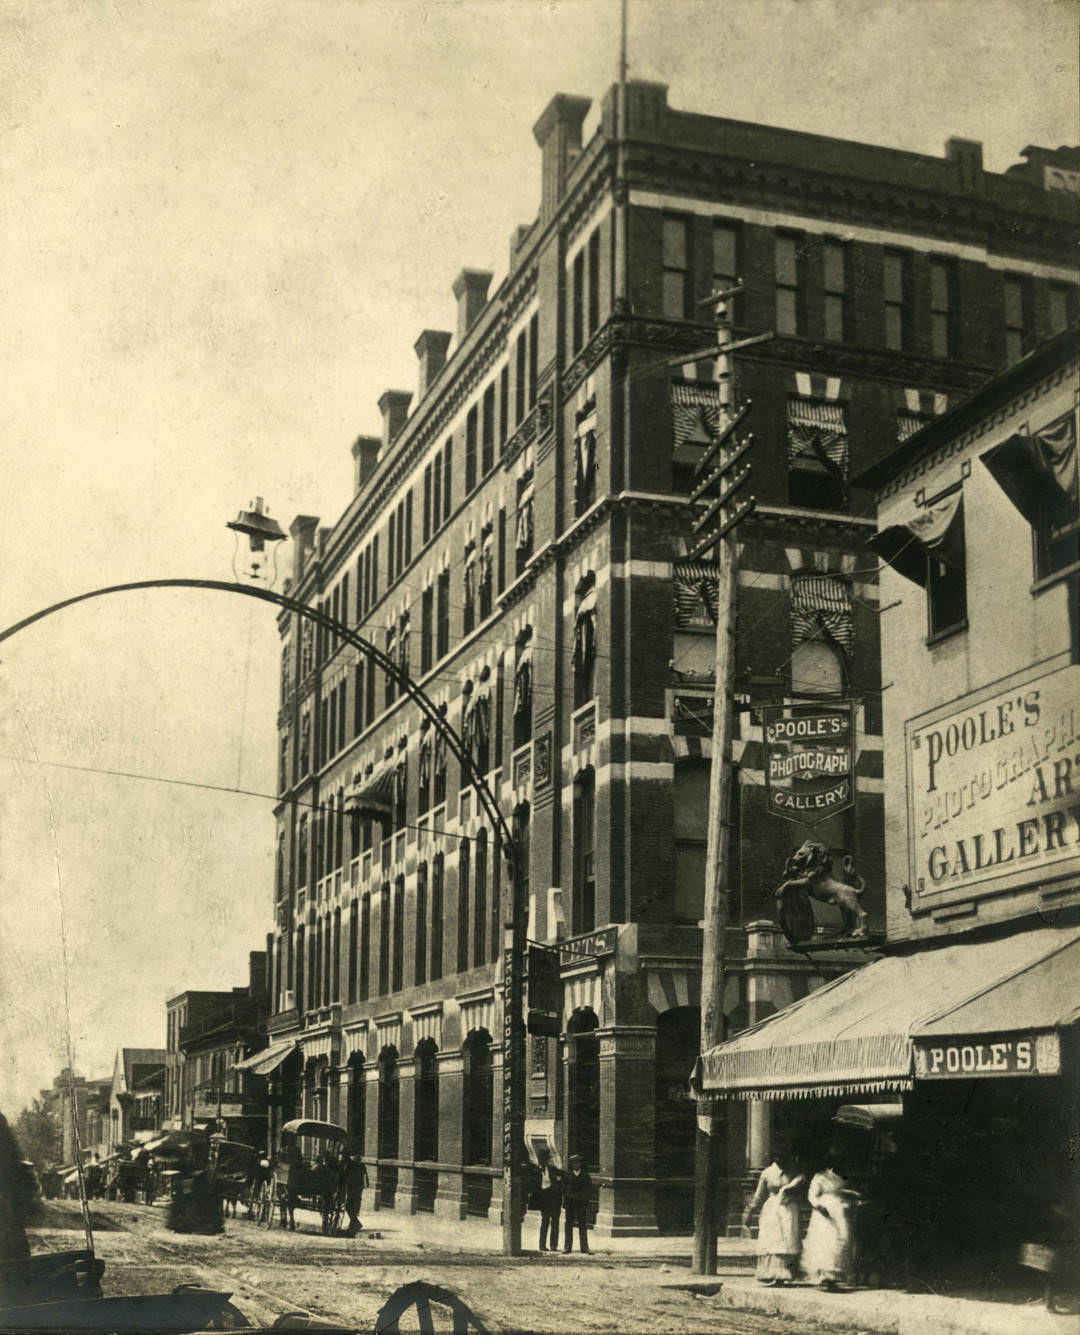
(289, 514, 319, 582)
(414, 329, 452, 399)
(452, 270, 492, 345)
(351, 434, 380, 492)
(533, 93, 591, 224)
(378, 389, 412, 450)
(946, 137, 984, 189)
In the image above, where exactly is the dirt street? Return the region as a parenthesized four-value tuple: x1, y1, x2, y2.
(29, 1199, 812, 1333)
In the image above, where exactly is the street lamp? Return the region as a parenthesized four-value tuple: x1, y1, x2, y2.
(0, 557, 530, 1257)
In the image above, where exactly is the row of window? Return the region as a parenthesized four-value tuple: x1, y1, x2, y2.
(661, 214, 1076, 361)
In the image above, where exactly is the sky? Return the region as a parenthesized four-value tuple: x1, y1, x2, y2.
(1, 0, 1077, 1119)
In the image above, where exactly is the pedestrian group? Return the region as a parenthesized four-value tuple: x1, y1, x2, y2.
(742, 1145, 862, 1290)
(526, 1149, 592, 1254)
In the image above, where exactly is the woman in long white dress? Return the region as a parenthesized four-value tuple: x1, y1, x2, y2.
(801, 1151, 861, 1290)
(742, 1154, 805, 1285)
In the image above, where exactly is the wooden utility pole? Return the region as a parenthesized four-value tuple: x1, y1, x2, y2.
(671, 288, 768, 1274)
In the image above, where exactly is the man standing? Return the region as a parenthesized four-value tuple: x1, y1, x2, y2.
(344, 1148, 369, 1238)
(562, 1153, 591, 1254)
(536, 1149, 562, 1252)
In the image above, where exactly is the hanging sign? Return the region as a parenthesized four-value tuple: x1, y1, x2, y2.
(763, 702, 855, 825)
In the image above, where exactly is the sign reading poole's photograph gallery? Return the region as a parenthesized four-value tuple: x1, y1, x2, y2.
(763, 702, 855, 826)
(905, 658, 1080, 908)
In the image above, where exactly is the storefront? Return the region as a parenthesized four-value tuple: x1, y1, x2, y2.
(699, 917, 1080, 1282)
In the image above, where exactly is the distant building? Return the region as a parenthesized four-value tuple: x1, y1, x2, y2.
(44, 1069, 111, 1164)
(167, 952, 268, 1147)
(107, 1049, 166, 1151)
(264, 79, 1078, 1234)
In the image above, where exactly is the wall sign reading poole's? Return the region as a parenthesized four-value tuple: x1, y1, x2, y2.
(905, 660, 1080, 907)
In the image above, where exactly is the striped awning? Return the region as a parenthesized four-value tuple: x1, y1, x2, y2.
(787, 398, 848, 473)
(347, 754, 396, 822)
(674, 559, 719, 627)
(235, 1039, 298, 1076)
(699, 924, 1080, 1100)
(791, 572, 853, 652)
(672, 380, 720, 448)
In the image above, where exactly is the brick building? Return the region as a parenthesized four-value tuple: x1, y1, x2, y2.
(262, 80, 1078, 1234)
(165, 951, 268, 1144)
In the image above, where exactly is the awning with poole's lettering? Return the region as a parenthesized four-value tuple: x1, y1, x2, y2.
(868, 490, 964, 586)
(698, 924, 1080, 1100)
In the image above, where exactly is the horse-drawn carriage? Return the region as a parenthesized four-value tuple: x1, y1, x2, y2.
(208, 1137, 264, 1217)
(258, 1119, 348, 1236)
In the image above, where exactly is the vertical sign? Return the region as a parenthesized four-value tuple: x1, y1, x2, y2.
(763, 702, 855, 825)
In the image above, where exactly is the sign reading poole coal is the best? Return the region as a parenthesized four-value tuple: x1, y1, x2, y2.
(763, 703, 854, 825)
(906, 660, 1080, 907)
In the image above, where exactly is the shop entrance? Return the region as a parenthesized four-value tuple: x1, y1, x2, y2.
(654, 1006, 699, 1233)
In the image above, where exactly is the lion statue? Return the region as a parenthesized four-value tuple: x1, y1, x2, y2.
(775, 840, 868, 940)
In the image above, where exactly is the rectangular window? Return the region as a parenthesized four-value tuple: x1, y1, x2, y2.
(359, 893, 370, 1002)
(927, 498, 967, 639)
(515, 331, 527, 425)
(421, 585, 434, 674)
(387, 512, 396, 585)
(465, 405, 478, 494)
(430, 855, 444, 982)
(442, 439, 453, 522)
(497, 509, 507, 593)
(355, 556, 363, 621)
(775, 234, 802, 336)
(587, 228, 601, 335)
(482, 384, 495, 475)
(436, 569, 450, 660)
(883, 249, 908, 351)
(472, 835, 487, 968)
(365, 655, 376, 722)
(432, 451, 443, 534)
(378, 882, 390, 995)
(499, 366, 509, 450)
(392, 876, 404, 993)
(713, 220, 738, 324)
(415, 864, 428, 987)
(572, 249, 585, 354)
(1049, 283, 1072, 335)
(823, 240, 848, 344)
(457, 843, 470, 973)
(662, 216, 690, 319)
(930, 259, 953, 359)
(371, 534, 379, 606)
(1004, 275, 1028, 364)
(404, 491, 412, 566)
(528, 313, 538, 409)
(423, 463, 432, 543)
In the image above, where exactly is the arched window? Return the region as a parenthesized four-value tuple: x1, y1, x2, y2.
(462, 1030, 493, 1166)
(413, 1039, 439, 1164)
(567, 1008, 600, 1172)
(791, 639, 845, 697)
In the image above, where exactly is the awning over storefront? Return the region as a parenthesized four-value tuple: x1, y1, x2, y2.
(699, 924, 1080, 1100)
(235, 1038, 298, 1077)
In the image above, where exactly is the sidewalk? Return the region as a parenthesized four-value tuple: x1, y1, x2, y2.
(696, 1274, 1073, 1335)
(364, 1207, 1074, 1334)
